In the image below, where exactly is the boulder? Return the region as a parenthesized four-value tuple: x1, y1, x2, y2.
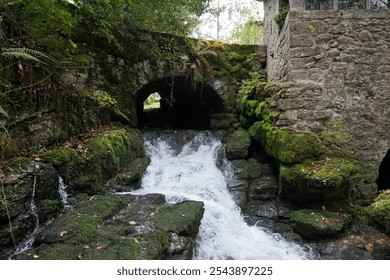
(225, 129, 251, 160)
(14, 194, 204, 260)
(366, 191, 390, 236)
(291, 209, 351, 239)
(280, 158, 363, 203)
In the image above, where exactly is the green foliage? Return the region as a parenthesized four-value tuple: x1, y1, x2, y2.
(237, 72, 264, 101)
(2, 157, 30, 175)
(229, 16, 264, 45)
(88, 90, 117, 108)
(274, 5, 290, 30)
(123, 0, 210, 36)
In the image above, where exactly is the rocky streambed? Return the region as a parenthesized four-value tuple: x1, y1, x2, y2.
(1, 124, 389, 260)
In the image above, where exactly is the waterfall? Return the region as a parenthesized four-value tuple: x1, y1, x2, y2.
(11, 174, 70, 258)
(58, 175, 70, 208)
(133, 130, 313, 260)
(11, 173, 41, 257)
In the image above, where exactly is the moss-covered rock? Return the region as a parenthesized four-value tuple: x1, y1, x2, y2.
(225, 129, 251, 160)
(280, 158, 363, 203)
(152, 201, 204, 238)
(249, 121, 326, 164)
(42, 127, 144, 194)
(210, 113, 238, 131)
(16, 193, 205, 260)
(291, 209, 351, 239)
(366, 191, 390, 236)
(106, 157, 151, 192)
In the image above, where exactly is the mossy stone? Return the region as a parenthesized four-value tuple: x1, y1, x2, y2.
(82, 239, 142, 260)
(280, 158, 363, 203)
(291, 209, 351, 239)
(225, 129, 251, 159)
(152, 201, 204, 238)
(366, 191, 390, 235)
(142, 232, 171, 259)
(41, 127, 144, 194)
(249, 121, 326, 164)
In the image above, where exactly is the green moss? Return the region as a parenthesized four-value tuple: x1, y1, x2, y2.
(291, 209, 351, 239)
(83, 239, 142, 260)
(249, 121, 325, 164)
(41, 147, 81, 167)
(274, 5, 290, 30)
(366, 191, 390, 235)
(239, 100, 260, 118)
(2, 157, 31, 175)
(64, 214, 100, 244)
(279, 158, 363, 203)
(41, 127, 144, 194)
(76, 195, 128, 220)
(39, 243, 84, 260)
(142, 232, 171, 259)
(281, 158, 362, 188)
(152, 201, 204, 237)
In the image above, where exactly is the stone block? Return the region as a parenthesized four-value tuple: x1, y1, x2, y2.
(290, 34, 315, 47)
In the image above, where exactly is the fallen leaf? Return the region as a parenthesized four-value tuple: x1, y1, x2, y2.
(84, 245, 90, 249)
(96, 246, 108, 250)
(89, 195, 97, 201)
(322, 205, 326, 212)
(365, 243, 374, 254)
(33, 254, 39, 259)
(129, 221, 137, 225)
(77, 252, 83, 259)
(59, 230, 67, 237)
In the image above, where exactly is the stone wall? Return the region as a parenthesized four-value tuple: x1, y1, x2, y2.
(262, 5, 390, 186)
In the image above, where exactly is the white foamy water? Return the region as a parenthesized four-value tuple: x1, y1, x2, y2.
(134, 130, 312, 260)
(58, 175, 71, 208)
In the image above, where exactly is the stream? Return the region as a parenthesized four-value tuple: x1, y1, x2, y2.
(132, 130, 314, 260)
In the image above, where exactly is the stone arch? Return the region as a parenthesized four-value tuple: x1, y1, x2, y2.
(135, 76, 224, 129)
(377, 149, 390, 191)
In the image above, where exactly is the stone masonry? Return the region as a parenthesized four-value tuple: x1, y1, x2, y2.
(260, 0, 390, 187)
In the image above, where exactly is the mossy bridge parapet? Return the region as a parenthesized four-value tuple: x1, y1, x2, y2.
(67, 32, 267, 129)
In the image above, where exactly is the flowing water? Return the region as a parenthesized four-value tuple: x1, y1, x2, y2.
(12, 173, 40, 257)
(11, 175, 71, 258)
(58, 175, 71, 208)
(134, 130, 313, 260)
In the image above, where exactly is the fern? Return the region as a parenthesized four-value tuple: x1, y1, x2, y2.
(1, 48, 53, 65)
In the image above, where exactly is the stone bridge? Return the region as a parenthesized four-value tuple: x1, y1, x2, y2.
(76, 34, 267, 129)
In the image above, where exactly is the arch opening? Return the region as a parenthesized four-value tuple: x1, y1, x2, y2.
(143, 93, 161, 111)
(135, 76, 224, 130)
(377, 149, 390, 191)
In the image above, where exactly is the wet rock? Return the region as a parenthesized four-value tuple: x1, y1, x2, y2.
(254, 202, 278, 220)
(225, 129, 251, 159)
(310, 225, 390, 260)
(249, 174, 279, 201)
(152, 201, 205, 238)
(280, 158, 362, 203)
(210, 113, 239, 131)
(41, 127, 145, 194)
(366, 191, 390, 236)
(105, 157, 151, 192)
(16, 194, 204, 260)
(231, 158, 263, 180)
(167, 233, 193, 260)
(291, 209, 351, 240)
